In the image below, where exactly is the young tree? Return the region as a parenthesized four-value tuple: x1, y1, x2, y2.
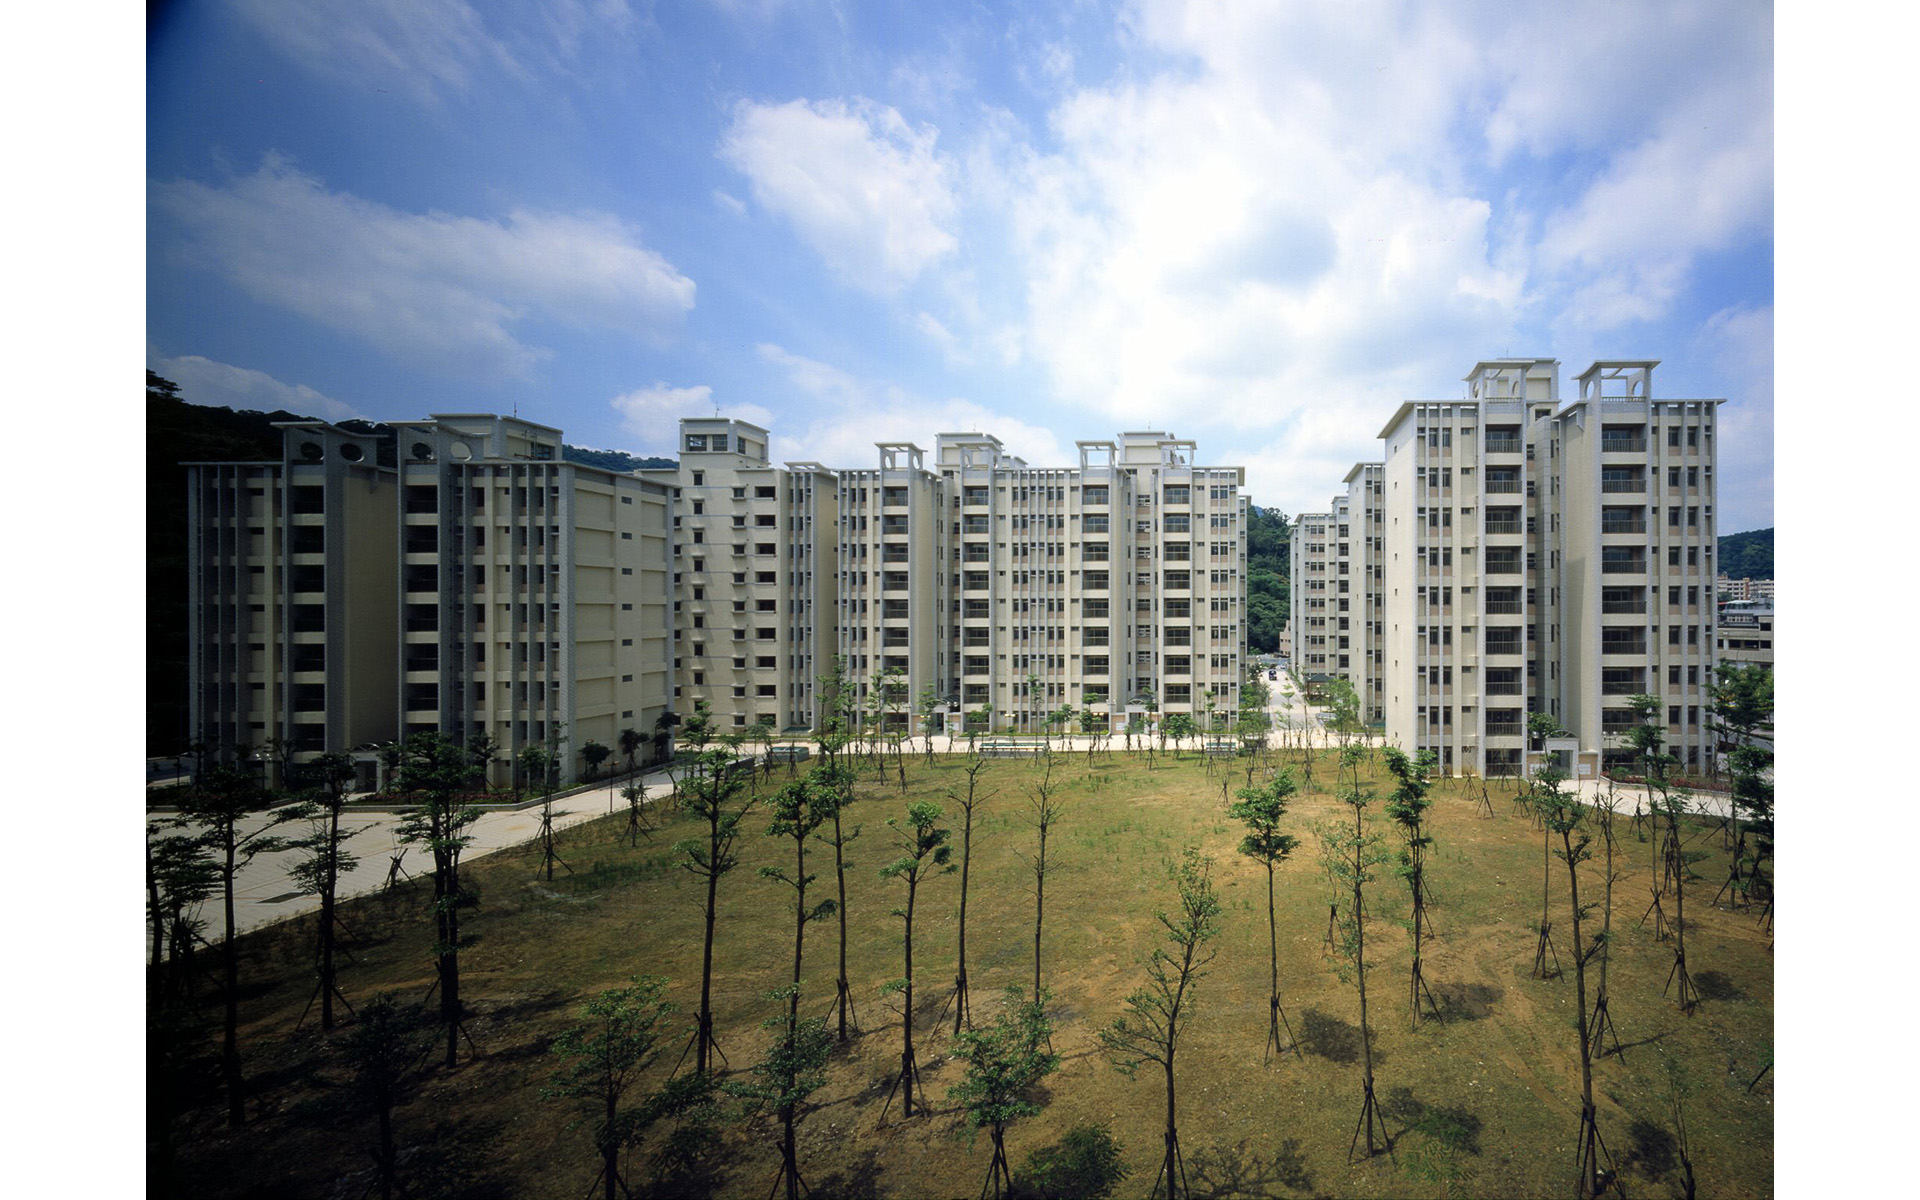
(917, 684, 945, 763)
(338, 992, 434, 1200)
(622, 782, 658, 848)
(814, 658, 865, 1041)
(1162, 711, 1196, 756)
(545, 975, 682, 1200)
(1320, 743, 1392, 1161)
(617, 726, 645, 779)
(946, 755, 996, 1035)
(1383, 747, 1441, 1026)
(1625, 694, 1677, 942)
(394, 731, 484, 1068)
(759, 772, 839, 1067)
(147, 821, 217, 1007)
(949, 987, 1060, 1199)
(1227, 771, 1302, 1060)
(174, 759, 291, 1125)
(878, 800, 954, 1121)
(1660, 786, 1701, 1015)
(284, 751, 364, 1032)
(725, 995, 833, 1200)
(1526, 717, 1570, 981)
(466, 729, 502, 793)
(1711, 664, 1774, 906)
(1324, 677, 1364, 751)
(1096, 848, 1222, 1200)
(580, 739, 612, 781)
(673, 743, 757, 1074)
(1024, 756, 1069, 1006)
(1588, 779, 1626, 1060)
(1532, 763, 1619, 1198)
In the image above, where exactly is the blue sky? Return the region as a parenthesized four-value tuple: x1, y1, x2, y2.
(147, 0, 1774, 532)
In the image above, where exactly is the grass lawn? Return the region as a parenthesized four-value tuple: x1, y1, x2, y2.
(155, 747, 1772, 1199)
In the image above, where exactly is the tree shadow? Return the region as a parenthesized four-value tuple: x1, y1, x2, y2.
(1431, 980, 1504, 1021)
(1622, 1117, 1677, 1183)
(809, 1147, 885, 1200)
(1691, 970, 1743, 1002)
(1380, 1087, 1483, 1155)
(1298, 1008, 1381, 1066)
(1188, 1137, 1314, 1198)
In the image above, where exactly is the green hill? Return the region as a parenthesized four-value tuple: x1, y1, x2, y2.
(1717, 528, 1772, 579)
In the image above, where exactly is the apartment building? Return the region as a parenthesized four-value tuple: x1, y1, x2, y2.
(187, 422, 399, 785)
(934, 431, 1247, 734)
(1300, 357, 1723, 777)
(386, 416, 674, 787)
(1290, 510, 1334, 683)
(638, 419, 838, 735)
(186, 414, 1247, 774)
(1716, 603, 1773, 671)
(1343, 462, 1386, 724)
(188, 416, 673, 788)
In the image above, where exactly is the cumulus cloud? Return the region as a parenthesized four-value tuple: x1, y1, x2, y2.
(610, 383, 775, 454)
(719, 97, 959, 293)
(152, 156, 696, 379)
(755, 343, 1065, 468)
(151, 353, 362, 422)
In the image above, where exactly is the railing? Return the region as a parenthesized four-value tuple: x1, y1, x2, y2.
(1601, 520, 1647, 534)
(1484, 520, 1522, 534)
(1601, 438, 1648, 453)
(1601, 477, 1644, 493)
(1485, 437, 1522, 454)
(1601, 559, 1646, 574)
(1485, 480, 1521, 493)
(1485, 601, 1523, 614)
(1600, 639, 1647, 655)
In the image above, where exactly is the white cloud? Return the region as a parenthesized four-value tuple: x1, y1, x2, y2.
(719, 97, 959, 293)
(152, 156, 696, 379)
(755, 343, 1065, 467)
(222, 0, 641, 103)
(610, 383, 774, 454)
(223, 0, 521, 105)
(151, 353, 361, 422)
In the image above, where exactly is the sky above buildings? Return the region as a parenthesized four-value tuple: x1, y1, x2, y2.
(147, 0, 1774, 532)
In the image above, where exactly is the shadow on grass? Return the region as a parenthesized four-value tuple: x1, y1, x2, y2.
(1188, 1137, 1314, 1198)
(1299, 1008, 1382, 1066)
(1432, 980, 1504, 1021)
(1623, 1116, 1677, 1182)
(1691, 970, 1743, 1002)
(808, 1147, 885, 1199)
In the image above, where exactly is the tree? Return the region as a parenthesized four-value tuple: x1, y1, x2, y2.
(1017, 1125, 1132, 1200)
(1526, 716, 1569, 980)
(1162, 711, 1196, 755)
(946, 755, 996, 1035)
(1383, 747, 1441, 1027)
(917, 684, 945, 763)
(617, 727, 645, 778)
(1227, 771, 1301, 1060)
(622, 782, 657, 848)
(1024, 756, 1069, 1006)
(1710, 664, 1773, 904)
(1324, 678, 1364, 750)
(284, 751, 364, 1032)
(754, 772, 841, 1184)
(338, 993, 434, 1200)
(1320, 743, 1391, 1161)
(814, 658, 864, 1041)
(394, 731, 484, 1068)
(1533, 764, 1620, 1197)
(467, 729, 502, 792)
(949, 987, 1060, 1199)
(672, 743, 757, 1075)
(147, 821, 217, 1006)
(1097, 848, 1222, 1200)
(724, 995, 833, 1200)
(174, 759, 291, 1125)
(878, 799, 954, 1121)
(545, 976, 681, 1200)
(580, 739, 612, 780)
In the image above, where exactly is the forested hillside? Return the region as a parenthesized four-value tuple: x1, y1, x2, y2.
(1245, 504, 1290, 652)
(1717, 528, 1773, 579)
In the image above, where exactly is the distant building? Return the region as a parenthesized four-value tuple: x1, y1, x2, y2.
(1716, 575, 1774, 606)
(1716, 602, 1773, 671)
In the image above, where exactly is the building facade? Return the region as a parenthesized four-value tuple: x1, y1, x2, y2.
(1297, 357, 1724, 777)
(186, 414, 1248, 783)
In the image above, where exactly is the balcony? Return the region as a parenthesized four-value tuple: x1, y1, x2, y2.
(1601, 436, 1648, 454)
(1601, 518, 1648, 535)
